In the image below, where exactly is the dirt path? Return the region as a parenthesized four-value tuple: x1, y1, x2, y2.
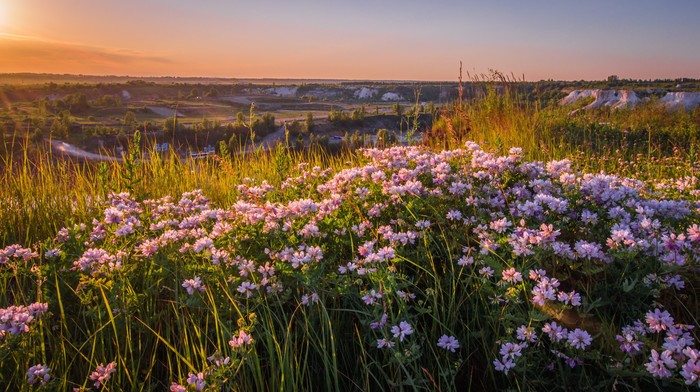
(257, 125, 287, 149)
(146, 106, 184, 117)
(47, 139, 123, 162)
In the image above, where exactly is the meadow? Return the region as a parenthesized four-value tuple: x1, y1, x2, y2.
(1, 83, 700, 391)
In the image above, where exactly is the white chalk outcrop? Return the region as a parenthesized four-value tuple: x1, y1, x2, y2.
(381, 92, 403, 101)
(658, 92, 700, 110)
(561, 90, 640, 110)
(265, 87, 298, 97)
(562, 89, 700, 111)
(354, 87, 378, 99)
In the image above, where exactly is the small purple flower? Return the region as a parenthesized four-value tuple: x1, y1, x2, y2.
(377, 338, 395, 349)
(501, 268, 523, 284)
(390, 321, 414, 342)
(567, 329, 592, 350)
(493, 357, 516, 375)
(89, 362, 117, 389)
(646, 308, 674, 333)
(516, 325, 537, 343)
(170, 383, 187, 392)
(645, 349, 677, 379)
(27, 364, 50, 385)
(229, 330, 253, 349)
(478, 266, 494, 278)
(182, 276, 206, 295)
(437, 335, 460, 352)
(187, 372, 206, 391)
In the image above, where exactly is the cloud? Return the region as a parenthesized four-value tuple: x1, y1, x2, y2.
(0, 33, 175, 75)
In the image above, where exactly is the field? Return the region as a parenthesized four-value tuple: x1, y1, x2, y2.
(1, 75, 700, 390)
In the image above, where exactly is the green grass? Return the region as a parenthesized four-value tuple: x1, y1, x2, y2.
(1, 93, 699, 391)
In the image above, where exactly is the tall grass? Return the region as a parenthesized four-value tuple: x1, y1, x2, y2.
(426, 71, 700, 180)
(1, 91, 699, 391)
(0, 138, 358, 246)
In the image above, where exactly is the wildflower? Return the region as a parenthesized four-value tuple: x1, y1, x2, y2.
(580, 209, 598, 225)
(490, 217, 512, 233)
(301, 292, 320, 306)
(528, 269, 547, 281)
(457, 255, 474, 266)
(645, 308, 674, 333)
(567, 329, 592, 349)
(499, 342, 525, 360)
(0, 303, 48, 337)
(415, 220, 430, 229)
(478, 266, 494, 278)
(362, 289, 383, 305)
(680, 347, 700, 386)
(574, 240, 606, 261)
(229, 330, 253, 349)
(182, 276, 206, 295)
(437, 335, 460, 352)
(501, 268, 523, 284)
(370, 313, 388, 330)
(645, 349, 676, 379)
(207, 353, 231, 367)
(237, 281, 258, 298)
(89, 362, 117, 389)
(516, 325, 537, 343)
(493, 357, 516, 375)
(542, 322, 568, 343)
(557, 290, 582, 306)
(531, 277, 559, 306)
(27, 364, 50, 385)
(187, 372, 206, 391)
(170, 383, 187, 392)
(662, 325, 694, 354)
(446, 210, 463, 221)
(616, 332, 644, 355)
(390, 321, 414, 342)
(376, 338, 395, 349)
(396, 290, 416, 301)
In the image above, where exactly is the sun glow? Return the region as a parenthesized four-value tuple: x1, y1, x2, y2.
(0, 2, 7, 30)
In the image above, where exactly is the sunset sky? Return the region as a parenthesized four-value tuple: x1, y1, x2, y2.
(1, 0, 699, 81)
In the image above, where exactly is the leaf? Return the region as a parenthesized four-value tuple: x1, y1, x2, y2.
(622, 277, 638, 293)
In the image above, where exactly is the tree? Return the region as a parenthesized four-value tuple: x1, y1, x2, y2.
(351, 107, 365, 124)
(393, 103, 404, 117)
(205, 88, 220, 98)
(288, 119, 303, 136)
(164, 117, 181, 136)
(305, 112, 315, 133)
(50, 119, 68, 139)
(123, 111, 137, 129)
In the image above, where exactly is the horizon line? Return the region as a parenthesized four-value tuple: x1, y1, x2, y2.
(1, 72, 699, 84)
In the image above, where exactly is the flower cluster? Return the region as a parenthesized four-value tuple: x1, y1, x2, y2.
(0, 302, 48, 339)
(617, 308, 699, 386)
(26, 364, 50, 386)
(0, 244, 38, 265)
(3, 141, 697, 389)
(89, 362, 117, 389)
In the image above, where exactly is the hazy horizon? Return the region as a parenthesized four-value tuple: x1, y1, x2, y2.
(1, 0, 699, 81)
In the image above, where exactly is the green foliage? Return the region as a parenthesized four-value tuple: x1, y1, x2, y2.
(305, 112, 315, 133)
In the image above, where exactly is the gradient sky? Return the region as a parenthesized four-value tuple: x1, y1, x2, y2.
(1, 0, 699, 81)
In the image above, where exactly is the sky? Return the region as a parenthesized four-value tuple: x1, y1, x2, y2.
(1, 0, 699, 81)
